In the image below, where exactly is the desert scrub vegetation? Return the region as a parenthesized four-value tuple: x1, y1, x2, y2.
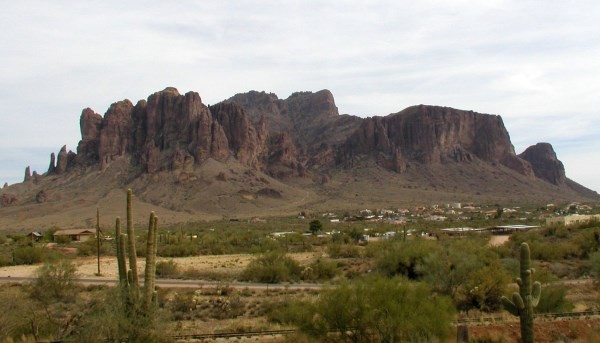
(270, 275, 455, 342)
(241, 250, 338, 283)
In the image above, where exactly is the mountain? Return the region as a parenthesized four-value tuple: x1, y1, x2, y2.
(0, 87, 597, 230)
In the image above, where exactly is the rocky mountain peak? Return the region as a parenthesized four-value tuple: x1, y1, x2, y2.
(15, 87, 595, 210)
(518, 142, 566, 186)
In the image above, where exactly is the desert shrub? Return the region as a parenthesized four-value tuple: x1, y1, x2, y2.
(158, 242, 199, 257)
(588, 251, 600, 285)
(535, 284, 573, 313)
(30, 259, 79, 303)
(73, 287, 171, 343)
(13, 245, 46, 265)
(375, 239, 437, 279)
(76, 236, 110, 257)
(457, 263, 510, 312)
(241, 251, 302, 283)
(155, 260, 179, 278)
(0, 286, 38, 340)
(169, 290, 196, 318)
(326, 243, 361, 258)
(279, 275, 455, 342)
(301, 258, 338, 281)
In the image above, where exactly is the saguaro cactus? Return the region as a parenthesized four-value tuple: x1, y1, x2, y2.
(115, 189, 159, 313)
(501, 242, 541, 343)
(96, 208, 101, 276)
(126, 189, 139, 287)
(115, 217, 127, 285)
(143, 212, 158, 310)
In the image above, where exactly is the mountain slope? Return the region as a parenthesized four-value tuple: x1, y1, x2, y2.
(0, 87, 597, 230)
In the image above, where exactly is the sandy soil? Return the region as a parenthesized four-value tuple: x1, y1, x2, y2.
(489, 234, 510, 246)
(0, 252, 319, 279)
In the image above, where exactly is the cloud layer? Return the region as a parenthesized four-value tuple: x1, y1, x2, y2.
(1, 0, 599, 192)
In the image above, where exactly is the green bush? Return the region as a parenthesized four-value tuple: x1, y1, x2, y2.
(158, 242, 199, 257)
(241, 251, 302, 283)
(301, 258, 338, 281)
(13, 245, 46, 265)
(30, 259, 79, 303)
(375, 239, 437, 279)
(279, 275, 455, 342)
(77, 237, 110, 257)
(155, 260, 180, 278)
(326, 243, 361, 258)
(590, 251, 600, 284)
(535, 284, 573, 313)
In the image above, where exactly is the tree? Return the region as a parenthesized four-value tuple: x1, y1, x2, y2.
(30, 259, 79, 304)
(309, 220, 322, 235)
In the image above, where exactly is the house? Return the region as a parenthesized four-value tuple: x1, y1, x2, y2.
(53, 229, 95, 242)
(546, 214, 600, 226)
(27, 231, 43, 242)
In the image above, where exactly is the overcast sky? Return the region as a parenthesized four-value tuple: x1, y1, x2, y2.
(1, 1, 599, 193)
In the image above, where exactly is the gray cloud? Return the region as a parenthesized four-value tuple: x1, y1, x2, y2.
(1, 0, 599, 191)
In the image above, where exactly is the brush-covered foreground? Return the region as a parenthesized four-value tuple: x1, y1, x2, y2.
(1, 205, 600, 342)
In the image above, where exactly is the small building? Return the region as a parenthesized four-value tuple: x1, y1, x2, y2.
(440, 227, 485, 236)
(489, 225, 540, 234)
(53, 229, 95, 242)
(27, 231, 43, 242)
(546, 214, 600, 226)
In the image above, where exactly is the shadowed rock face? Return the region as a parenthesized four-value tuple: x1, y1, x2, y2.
(519, 143, 566, 186)
(339, 105, 534, 177)
(74, 88, 234, 174)
(36, 87, 578, 194)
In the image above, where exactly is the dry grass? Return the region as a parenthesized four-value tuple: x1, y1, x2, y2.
(0, 252, 320, 279)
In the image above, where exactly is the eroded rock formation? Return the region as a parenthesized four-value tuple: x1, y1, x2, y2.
(29, 87, 576, 193)
(519, 143, 566, 186)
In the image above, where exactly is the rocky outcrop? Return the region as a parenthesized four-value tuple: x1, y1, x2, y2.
(340, 105, 534, 177)
(210, 102, 268, 170)
(36, 190, 48, 203)
(47, 152, 56, 174)
(2, 182, 7, 189)
(57, 88, 270, 175)
(519, 143, 566, 186)
(55, 146, 69, 174)
(32, 171, 40, 184)
(76, 108, 102, 165)
(24, 87, 586, 198)
(267, 132, 303, 178)
(1, 193, 17, 207)
(24, 166, 31, 182)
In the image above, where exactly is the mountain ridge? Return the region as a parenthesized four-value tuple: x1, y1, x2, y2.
(0, 87, 597, 230)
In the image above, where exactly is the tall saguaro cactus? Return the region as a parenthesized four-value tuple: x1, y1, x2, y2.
(96, 207, 101, 276)
(126, 189, 139, 287)
(501, 242, 541, 343)
(115, 189, 159, 314)
(143, 212, 158, 310)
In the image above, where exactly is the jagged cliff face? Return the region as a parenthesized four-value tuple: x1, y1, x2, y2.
(35, 87, 580, 194)
(73, 88, 263, 174)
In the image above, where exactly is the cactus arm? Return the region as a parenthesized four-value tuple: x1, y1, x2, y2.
(126, 189, 139, 287)
(531, 281, 542, 307)
(144, 212, 156, 309)
(501, 296, 519, 316)
(116, 218, 128, 286)
(96, 208, 101, 276)
(512, 292, 525, 310)
(516, 278, 523, 286)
